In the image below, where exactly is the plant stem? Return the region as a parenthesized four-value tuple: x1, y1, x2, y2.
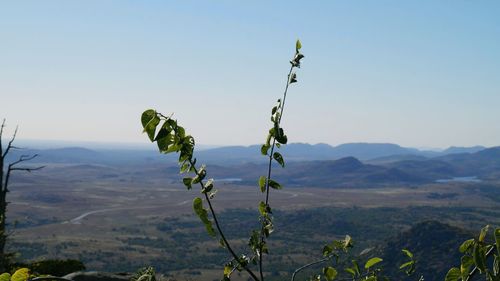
(291, 256, 332, 281)
(189, 159, 260, 281)
(465, 243, 496, 281)
(258, 64, 295, 281)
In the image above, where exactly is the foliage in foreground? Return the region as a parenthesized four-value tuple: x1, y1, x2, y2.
(141, 41, 498, 281)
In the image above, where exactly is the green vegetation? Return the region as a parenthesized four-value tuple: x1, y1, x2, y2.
(141, 40, 305, 281)
(141, 41, 499, 281)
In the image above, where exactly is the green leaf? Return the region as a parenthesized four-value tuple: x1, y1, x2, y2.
(352, 260, 360, 275)
(179, 161, 188, 173)
(268, 179, 282, 190)
(202, 178, 214, 193)
(261, 144, 270, 155)
(473, 243, 487, 273)
(344, 235, 353, 248)
(258, 201, 267, 216)
(399, 261, 413, 270)
(323, 244, 333, 256)
(445, 267, 461, 281)
(141, 111, 160, 141)
(224, 265, 232, 277)
(11, 268, 30, 281)
(259, 176, 267, 192)
(182, 177, 192, 190)
(461, 255, 473, 280)
(155, 128, 173, 152)
(0, 273, 11, 281)
(495, 228, 500, 256)
(323, 266, 337, 281)
(459, 239, 475, 253)
(493, 255, 499, 276)
(479, 225, 490, 243)
(273, 152, 285, 167)
(344, 268, 356, 277)
(271, 106, 278, 115)
(192, 197, 216, 237)
(364, 257, 383, 269)
(276, 134, 288, 145)
(192, 165, 206, 184)
(402, 249, 413, 258)
(141, 109, 156, 128)
(296, 39, 302, 52)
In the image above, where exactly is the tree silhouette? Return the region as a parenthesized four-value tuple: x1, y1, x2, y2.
(0, 119, 43, 271)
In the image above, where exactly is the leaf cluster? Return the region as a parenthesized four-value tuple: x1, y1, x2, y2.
(446, 226, 500, 281)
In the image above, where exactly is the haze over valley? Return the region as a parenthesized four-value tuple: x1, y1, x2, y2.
(5, 141, 500, 280)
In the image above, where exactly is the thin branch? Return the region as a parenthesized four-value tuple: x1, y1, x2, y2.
(0, 119, 5, 136)
(0, 119, 5, 157)
(10, 166, 45, 172)
(9, 154, 39, 167)
(189, 158, 260, 281)
(3, 126, 18, 158)
(291, 256, 332, 281)
(4, 154, 44, 192)
(30, 277, 73, 281)
(259, 63, 295, 281)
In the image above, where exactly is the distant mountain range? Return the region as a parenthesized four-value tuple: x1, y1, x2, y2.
(201, 146, 500, 187)
(190, 142, 488, 164)
(4, 142, 488, 165)
(4, 142, 499, 188)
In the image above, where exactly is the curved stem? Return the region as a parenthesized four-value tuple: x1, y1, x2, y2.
(189, 159, 260, 281)
(291, 256, 332, 281)
(259, 64, 295, 281)
(30, 277, 73, 281)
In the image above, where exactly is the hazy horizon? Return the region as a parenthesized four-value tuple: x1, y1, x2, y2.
(2, 137, 493, 152)
(1, 1, 499, 148)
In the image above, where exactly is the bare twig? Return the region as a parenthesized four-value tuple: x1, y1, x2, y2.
(2, 126, 18, 158)
(4, 154, 44, 192)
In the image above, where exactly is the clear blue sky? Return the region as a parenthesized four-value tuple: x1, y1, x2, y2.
(1, 1, 499, 148)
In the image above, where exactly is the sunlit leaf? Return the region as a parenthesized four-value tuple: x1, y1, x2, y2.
(258, 201, 267, 216)
(479, 225, 490, 242)
(323, 266, 337, 281)
(296, 39, 302, 51)
(0, 273, 11, 281)
(12, 268, 29, 281)
(364, 257, 383, 269)
(445, 267, 460, 281)
(259, 176, 266, 192)
(193, 197, 216, 237)
(402, 249, 413, 258)
(459, 239, 475, 253)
